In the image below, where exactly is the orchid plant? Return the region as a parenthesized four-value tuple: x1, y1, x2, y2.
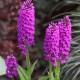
(0, 0, 71, 80)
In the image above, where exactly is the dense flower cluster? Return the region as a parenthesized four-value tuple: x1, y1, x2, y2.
(18, 0, 35, 55)
(58, 16, 72, 64)
(6, 55, 18, 78)
(44, 16, 71, 66)
(44, 23, 59, 66)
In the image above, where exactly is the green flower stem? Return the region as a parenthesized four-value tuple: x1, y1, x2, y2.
(26, 53, 30, 70)
(26, 53, 31, 80)
(49, 63, 53, 80)
(12, 78, 14, 80)
(54, 62, 60, 80)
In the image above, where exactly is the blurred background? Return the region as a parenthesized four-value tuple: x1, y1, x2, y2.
(0, 0, 80, 80)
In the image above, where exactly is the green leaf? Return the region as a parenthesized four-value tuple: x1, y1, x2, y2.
(30, 60, 38, 74)
(51, 72, 55, 80)
(25, 70, 30, 77)
(72, 30, 80, 34)
(39, 76, 49, 80)
(0, 56, 6, 76)
(18, 65, 29, 80)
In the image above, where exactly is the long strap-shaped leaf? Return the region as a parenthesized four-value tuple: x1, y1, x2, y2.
(0, 56, 6, 76)
(39, 76, 49, 80)
(18, 65, 29, 80)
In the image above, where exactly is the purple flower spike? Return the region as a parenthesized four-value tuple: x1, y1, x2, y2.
(44, 15, 71, 66)
(6, 54, 18, 78)
(18, 0, 35, 55)
(44, 22, 59, 66)
(58, 15, 72, 64)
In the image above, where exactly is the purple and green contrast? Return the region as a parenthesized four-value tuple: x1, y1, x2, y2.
(18, 0, 35, 55)
(44, 15, 72, 66)
(4, 0, 72, 79)
(6, 54, 18, 78)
